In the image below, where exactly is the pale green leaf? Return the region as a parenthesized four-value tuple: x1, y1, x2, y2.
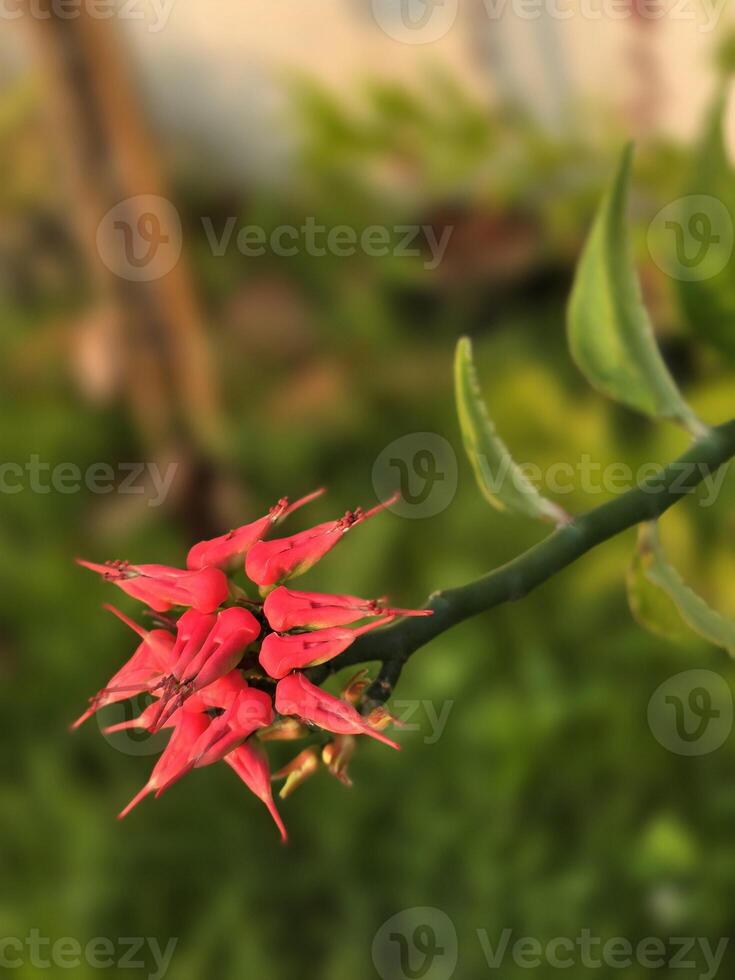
(567, 143, 703, 435)
(627, 522, 735, 655)
(454, 337, 569, 525)
(627, 540, 694, 647)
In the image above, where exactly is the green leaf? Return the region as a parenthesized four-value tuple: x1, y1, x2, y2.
(627, 537, 694, 647)
(567, 143, 703, 435)
(676, 82, 735, 361)
(454, 337, 569, 525)
(627, 522, 735, 655)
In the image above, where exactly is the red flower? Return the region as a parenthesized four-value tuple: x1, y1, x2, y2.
(118, 710, 210, 819)
(187, 684, 273, 767)
(259, 618, 393, 679)
(275, 672, 400, 749)
(186, 489, 324, 571)
(167, 609, 219, 682)
(71, 605, 174, 729)
(263, 585, 430, 631)
(225, 743, 287, 843)
(75, 490, 428, 840)
(173, 606, 261, 690)
(150, 606, 261, 730)
(245, 494, 398, 587)
(77, 560, 228, 613)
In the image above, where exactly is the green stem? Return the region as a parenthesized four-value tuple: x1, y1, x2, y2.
(309, 419, 735, 701)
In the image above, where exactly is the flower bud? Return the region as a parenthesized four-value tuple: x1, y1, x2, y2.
(77, 559, 228, 613)
(246, 495, 398, 588)
(263, 585, 431, 631)
(118, 711, 210, 819)
(187, 687, 273, 767)
(273, 748, 320, 799)
(257, 718, 309, 742)
(186, 489, 325, 570)
(258, 617, 393, 679)
(225, 742, 287, 842)
(70, 606, 175, 730)
(322, 735, 356, 786)
(275, 672, 400, 750)
(341, 668, 371, 706)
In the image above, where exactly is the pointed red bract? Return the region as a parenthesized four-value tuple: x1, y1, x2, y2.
(103, 700, 176, 734)
(168, 609, 219, 681)
(77, 559, 228, 613)
(188, 685, 273, 767)
(186, 489, 325, 570)
(245, 496, 398, 587)
(263, 585, 431, 631)
(118, 711, 210, 819)
(275, 672, 400, 749)
(71, 606, 175, 729)
(150, 607, 261, 731)
(259, 617, 393, 679)
(179, 606, 261, 690)
(225, 742, 287, 842)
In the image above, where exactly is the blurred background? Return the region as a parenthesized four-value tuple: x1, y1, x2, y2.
(2, 0, 735, 977)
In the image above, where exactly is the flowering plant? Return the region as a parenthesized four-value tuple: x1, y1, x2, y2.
(74, 489, 429, 840)
(73, 145, 735, 842)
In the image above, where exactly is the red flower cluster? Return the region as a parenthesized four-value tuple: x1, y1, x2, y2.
(74, 490, 430, 841)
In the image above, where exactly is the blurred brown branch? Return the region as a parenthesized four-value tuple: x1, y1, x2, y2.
(22, 0, 222, 453)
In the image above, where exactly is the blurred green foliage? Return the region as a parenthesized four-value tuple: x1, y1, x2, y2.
(1, 68, 735, 980)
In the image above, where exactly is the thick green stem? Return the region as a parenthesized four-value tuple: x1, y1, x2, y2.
(309, 419, 735, 700)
